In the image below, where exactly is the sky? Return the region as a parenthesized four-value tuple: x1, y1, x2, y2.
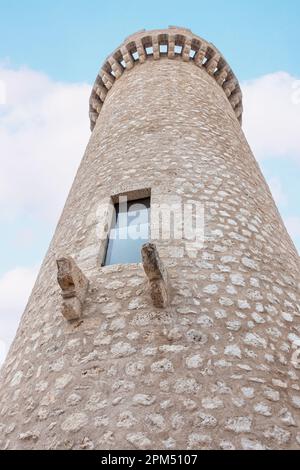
(0, 0, 300, 364)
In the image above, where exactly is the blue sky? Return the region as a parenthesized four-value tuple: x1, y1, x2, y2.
(0, 0, 300, 362)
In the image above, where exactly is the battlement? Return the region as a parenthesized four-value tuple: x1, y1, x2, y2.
(89, 27, 243, 130)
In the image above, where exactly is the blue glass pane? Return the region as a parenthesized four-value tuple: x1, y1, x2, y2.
(104, 198, 150, 266)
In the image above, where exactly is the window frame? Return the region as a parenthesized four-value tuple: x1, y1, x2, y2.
(101, 189, 151, 267)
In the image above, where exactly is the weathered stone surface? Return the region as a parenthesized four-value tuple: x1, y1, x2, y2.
(141, 243, 169, 308)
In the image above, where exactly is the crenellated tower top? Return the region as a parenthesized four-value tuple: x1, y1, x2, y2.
(89, 26, 243, 130)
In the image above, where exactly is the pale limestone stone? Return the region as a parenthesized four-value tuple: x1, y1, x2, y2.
(61, 413, 88, 433)
(185, 354, 203, 369)
(109, 317, 126, 331)
(242, 257, 259, 270)
(163, 437, 176, 449)
(254, 402, 272, 417)
(142, 347, 157, 356)
(117, 411, 137, 428)
(66, 393, 82, 406)
(250, 278, 260, 288)
(174, 378, 200, 394)
(241, 438, 266, 450)
(263, 425, 291, 445)
(19, 431, 39, 442)
(101, 302, 122, 315)
(219, 297, 234, 307)
(226, 320, 242, 331)
(203, 284, 219, 295)
(55, 374, 73, 390)
(251, 312, 265, 324)
(226, 285, 238, 295)
(127, 277, 144, 287)
(37, 408, 49, 421)
(171, 413, 185, 430)
(110, 342, 136, 358)
(49, 358, 65, 372)
(238, 299, 251, 310)
(225, 416, 252, 434)
(282, 312, 293, 322)
(242, 387, 255, 399)
(244, 333, 267, 349)
(210, 273, 225, 282)
(279, 408, 297, 427)
(220, 440, 235, 450)
(186, 329, 207, 344)
(225, 344, 242, 359)
(151, 359, 174, 373)
(165, 327, 183, 341)
(86, 394, 108, 412)
(125, 361, 145, 377)
(10, 371, 23, 387)
(35, 381, 48, 392)
(132, 394, 156, 406)
(79, 438, 95, 450)
(202, 397, 223, 410)
(146, 413, 165, 431)
(215, 309, 227, 319)
(94, 333, 112, 346)
(105, 280, 125, 290)
(197, 315, 214, 328)
(159, 345, 186, 353)
(94, 415, 109, 427)
(221, 256, 238, 264)
(230, 273, 245, 286)
(126, 432, 152, 450)
(183, 399, 198, 411)
(272, 379, 287, 389)
(263, 387, 280, 402)
(188, 433, 212, 449)
(128, 298, 144, 311)
(160, 399, 173, 410)
(194, 412, 218, 428)
(291, 396, 300, 409)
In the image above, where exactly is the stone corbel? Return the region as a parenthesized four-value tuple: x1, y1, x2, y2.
(56, 257, 89, 321)
(141, 243, 169, 308)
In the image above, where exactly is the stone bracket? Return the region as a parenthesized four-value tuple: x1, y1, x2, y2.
(141, 243, 169, 308)
(56, 257, 89, 321)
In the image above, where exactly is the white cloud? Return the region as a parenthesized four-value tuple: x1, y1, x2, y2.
(242, 72, 300, 162)
(0, 266, 38, 365)
(1, 66, 300, 368)
(0, 66, 91, 222)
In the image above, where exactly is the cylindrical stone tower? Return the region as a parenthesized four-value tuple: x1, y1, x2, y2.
(1, 27, 300, 451)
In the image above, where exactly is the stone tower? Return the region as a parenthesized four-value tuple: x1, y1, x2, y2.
(1, 27, 300, 451)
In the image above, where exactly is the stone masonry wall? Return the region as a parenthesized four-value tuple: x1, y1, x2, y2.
(0, 30, 300, 449)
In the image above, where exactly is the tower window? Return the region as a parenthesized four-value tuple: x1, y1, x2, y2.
(103, 197, 150, 266)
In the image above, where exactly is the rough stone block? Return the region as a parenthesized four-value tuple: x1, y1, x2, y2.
(57, 257, 89, 321)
